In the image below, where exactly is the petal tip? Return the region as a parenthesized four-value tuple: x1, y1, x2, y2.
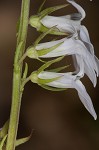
(94, 114, 97, 120)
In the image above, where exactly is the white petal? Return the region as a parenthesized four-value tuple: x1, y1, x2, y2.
(80, 25, 94, 54)
(38, 71, 75, 88)
(74, 80, 97, 120)
(67, 0, 86, 20)
(39, 37, 76, 58)
(36, 38, 66, 50)
(84, 61, 97, 87)
(80, 25, 99, 76)
(41, 16, 78, 32)
(95, 56, 99, 76)
(73, 54, 97, 87)
(73, 54, 84, 77)
(41, 0, 86, 31)
(76, 40, 98, 77)
(72, 54, 79, 72)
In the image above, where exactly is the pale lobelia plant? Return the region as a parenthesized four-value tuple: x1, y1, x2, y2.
(0, 0, 98, 150)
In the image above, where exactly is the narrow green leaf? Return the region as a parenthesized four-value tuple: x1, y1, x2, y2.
(0, 135, 7, 150)
(38, 0, 46, 13)
(37, 41, 63, 57)
(15, 137, 30, 147)
(15, 132, 32, 147)
(48, 65, 70, 72)
(38, 75, 63, 84)
(37, 56, 64, 73)
(0, 120, 9, 139)
(22, 63, 28, 80)
(39, 84, 66, 91)
(39, 4, 69, 19)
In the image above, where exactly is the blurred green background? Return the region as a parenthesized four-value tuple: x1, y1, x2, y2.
(0, 0, 99, 150)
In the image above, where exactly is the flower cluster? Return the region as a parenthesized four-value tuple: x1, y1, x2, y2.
(28, 0, 99, 120)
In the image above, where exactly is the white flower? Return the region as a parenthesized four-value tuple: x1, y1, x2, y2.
(37, 71, 97, 120)
(28, 0, 98, 120)
(40, 0, 86, 31)
(35, 34, 99, 87)
(29, 0, 99, 86)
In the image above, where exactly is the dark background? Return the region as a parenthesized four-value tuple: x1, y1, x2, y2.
(0, 0, 99, 150)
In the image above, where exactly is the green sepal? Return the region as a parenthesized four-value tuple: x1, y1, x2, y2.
(22, 63, 28, 80)
(37, 41, 63, 57)
(39, 84, 66, 91)
(39, 24, 66, 35)
(0, 135, 7, 150)
(38, 75, 63, 84)
(16, 134, 32, 147)
(39, 4, 69, 19)
(48, 65, 70, 72)
(37, 56, 64, 73)
(38, 0, 46, 13)
(33, 27, 56, 47)
(37, 58, 46, 63)
(0, 120, 9, 139)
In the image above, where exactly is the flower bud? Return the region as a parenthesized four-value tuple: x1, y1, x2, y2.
(30, 72, 38, 83)
(26, 47, 38, 59)
(29, 15, 41, 29)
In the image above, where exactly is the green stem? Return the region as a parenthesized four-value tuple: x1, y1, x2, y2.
(6, 0, 30, 150)
(21, 76, 31, 92)
(19, 51, 27, 64)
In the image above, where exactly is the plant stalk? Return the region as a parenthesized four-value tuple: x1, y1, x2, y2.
(6, 0, 30, 150)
